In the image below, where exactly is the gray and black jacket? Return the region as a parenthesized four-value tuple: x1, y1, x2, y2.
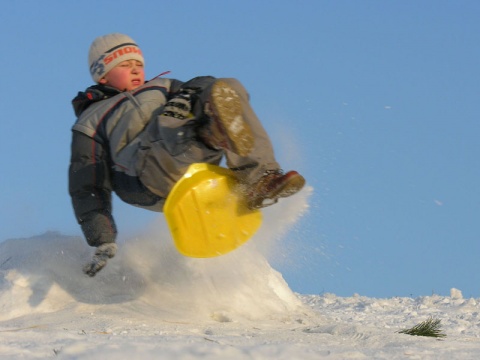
(69, 76, 278, 248)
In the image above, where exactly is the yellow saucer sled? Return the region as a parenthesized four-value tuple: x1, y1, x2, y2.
(164, 163, 263, 257)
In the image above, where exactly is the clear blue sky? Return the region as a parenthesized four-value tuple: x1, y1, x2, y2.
(0, 1, 479, 298)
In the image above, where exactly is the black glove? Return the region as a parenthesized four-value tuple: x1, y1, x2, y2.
(83, 243, 117, 277)
(162, 89, 196, 120)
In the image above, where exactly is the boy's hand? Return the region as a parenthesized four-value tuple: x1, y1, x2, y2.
(83, 243, 117, 277)
(162, 90, 194, 120)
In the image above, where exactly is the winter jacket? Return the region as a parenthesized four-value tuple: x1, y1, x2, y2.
(69, 77, 185, 246)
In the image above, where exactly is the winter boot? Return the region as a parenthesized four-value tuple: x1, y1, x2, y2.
(246, 170, 306, 209)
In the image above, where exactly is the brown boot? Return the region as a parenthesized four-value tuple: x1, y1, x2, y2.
(246, 170, 306, 209)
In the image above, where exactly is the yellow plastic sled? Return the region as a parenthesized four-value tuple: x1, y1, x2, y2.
(164, 163, 263, 257)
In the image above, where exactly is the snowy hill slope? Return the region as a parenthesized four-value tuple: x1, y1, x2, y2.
(1, 188, 480, 359)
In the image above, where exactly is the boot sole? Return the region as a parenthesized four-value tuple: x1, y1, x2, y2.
(210, 81, 254, 157)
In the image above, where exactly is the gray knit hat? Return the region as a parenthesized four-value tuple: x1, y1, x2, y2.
(88, 33, 144, 82)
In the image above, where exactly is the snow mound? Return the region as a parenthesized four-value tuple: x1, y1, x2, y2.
(0, 187, 313, 324)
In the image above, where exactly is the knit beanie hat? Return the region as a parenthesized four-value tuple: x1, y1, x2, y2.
(88, 33, 144, 82)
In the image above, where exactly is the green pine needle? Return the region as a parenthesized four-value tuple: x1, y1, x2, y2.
(398, 317, 446, 338)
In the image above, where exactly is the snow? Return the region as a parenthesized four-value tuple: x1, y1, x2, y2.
(1, 188, 480, 359)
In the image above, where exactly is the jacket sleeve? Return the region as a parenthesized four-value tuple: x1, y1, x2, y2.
(69, 130, 117, 247)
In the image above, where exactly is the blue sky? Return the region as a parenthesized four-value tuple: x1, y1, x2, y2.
(0, 1, 479, 298)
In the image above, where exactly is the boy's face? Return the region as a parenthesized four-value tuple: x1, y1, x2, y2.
(99, 59, 145, 91)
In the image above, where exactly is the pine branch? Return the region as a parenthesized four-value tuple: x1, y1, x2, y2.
(398, 317, 446, 338)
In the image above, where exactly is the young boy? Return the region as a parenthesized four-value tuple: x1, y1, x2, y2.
(69, 33, 305, 276)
